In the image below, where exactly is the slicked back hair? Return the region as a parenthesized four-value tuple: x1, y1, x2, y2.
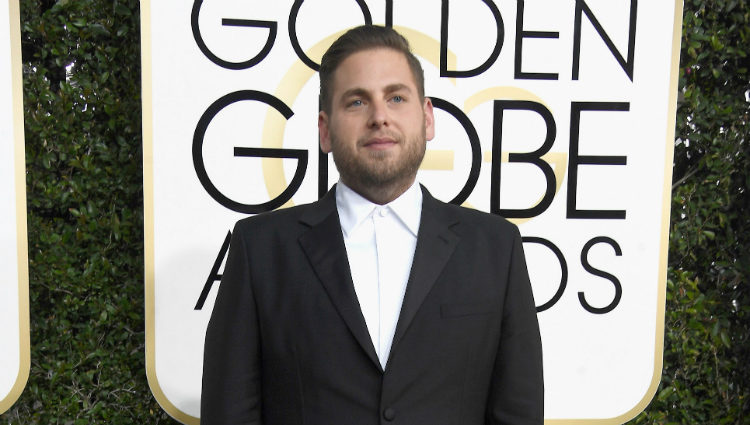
(318, 25, 425, 114)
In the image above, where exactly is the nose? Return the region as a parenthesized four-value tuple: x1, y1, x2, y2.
(368, 99, 388, 128)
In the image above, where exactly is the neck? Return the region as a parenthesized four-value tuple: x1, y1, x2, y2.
(342, 176, 415, 205)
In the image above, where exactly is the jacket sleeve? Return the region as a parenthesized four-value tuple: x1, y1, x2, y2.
(201, 223, 262, 424)
(485, 226, 544, 424)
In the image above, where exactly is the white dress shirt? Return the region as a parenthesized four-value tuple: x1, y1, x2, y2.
(336, 181, 422, 369)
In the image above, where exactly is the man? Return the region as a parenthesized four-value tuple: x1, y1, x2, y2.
(202, 25, 543, 424)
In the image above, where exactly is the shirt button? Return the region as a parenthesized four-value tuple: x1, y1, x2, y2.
(383, 407, 396, 421)
(378, 207, 389, 217)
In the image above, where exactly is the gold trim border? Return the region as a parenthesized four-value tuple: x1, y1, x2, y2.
(0, 0, 31, 415)
(141, 1, 685, 422)
(545, 0, 683, 423)
(140, 1, 200, 424)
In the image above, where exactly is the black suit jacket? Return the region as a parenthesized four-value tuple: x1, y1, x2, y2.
(201, 186, 543, 424)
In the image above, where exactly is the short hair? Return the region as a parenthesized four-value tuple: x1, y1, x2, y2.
(318, 25, 425, 114)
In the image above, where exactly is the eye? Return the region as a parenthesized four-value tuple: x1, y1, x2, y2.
(391, 95, 404, 103)
(348, 99, 363, 107)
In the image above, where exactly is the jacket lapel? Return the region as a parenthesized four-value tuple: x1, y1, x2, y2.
(391, 187, 460, 350)
(298, 187, 382, 371)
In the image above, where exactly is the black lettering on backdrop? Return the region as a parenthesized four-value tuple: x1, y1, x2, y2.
(572, 0, 638, 81)
(385, 0, 394, 27)
(578, 236, 622, 314)
(430, 97, 482, 205)
(491, 100, 557, 218)
(289, 0, 373, 71)
(523, 237, 568, 312)
(514, 0, 559, 80)
(195, 230, 232, 310)
(193, 90, 308, 214)
(191, 0, 277, 70)
(440, 0, 504, 77)
(318, 147, 329, 199)
(185, 3, 639, 315)
(317, 96, 329, 199)
(567, 102, 628, 219)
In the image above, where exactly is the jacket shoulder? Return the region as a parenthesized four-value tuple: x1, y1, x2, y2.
(231, 198, 330, 236)
(432, 199, 520, 237)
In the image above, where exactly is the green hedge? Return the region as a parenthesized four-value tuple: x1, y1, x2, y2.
(2, 0, 748, 423)
(634, 0, 749, 423)
(5, 0, 167, 423)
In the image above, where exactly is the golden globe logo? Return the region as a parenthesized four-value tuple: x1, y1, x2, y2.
(188, 1, 635, 316)
(144, 1, 681, 423)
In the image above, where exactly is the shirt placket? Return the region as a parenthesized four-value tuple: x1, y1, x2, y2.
(373, 206, 389, 367)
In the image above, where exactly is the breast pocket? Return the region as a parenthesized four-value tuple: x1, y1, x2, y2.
(440, 302, 496, 318)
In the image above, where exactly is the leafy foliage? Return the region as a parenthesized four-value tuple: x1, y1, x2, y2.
(634, 0, 750, 423)
(1, 0, 747, 423)
(3, 0, 171, 423)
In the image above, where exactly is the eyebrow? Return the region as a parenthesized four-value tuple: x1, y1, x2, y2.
(340, 88, 369, 101)
(383, 83, 412, 95)
(339, 83, 413, 101)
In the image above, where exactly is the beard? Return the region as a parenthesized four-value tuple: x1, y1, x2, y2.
(329, 126, 427, 194)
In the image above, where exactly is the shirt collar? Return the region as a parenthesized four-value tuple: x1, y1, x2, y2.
(336, 180, 422, 238)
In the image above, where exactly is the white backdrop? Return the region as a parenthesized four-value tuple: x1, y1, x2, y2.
(0, 0, 29, 415)
(142, 1, 683, 423)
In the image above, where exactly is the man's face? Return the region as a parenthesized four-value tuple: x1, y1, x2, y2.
(318, 47, 435, 195)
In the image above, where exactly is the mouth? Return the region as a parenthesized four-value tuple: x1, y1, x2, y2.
(363, 137, 398, 150)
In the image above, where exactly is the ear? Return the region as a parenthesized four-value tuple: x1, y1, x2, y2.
(423, 97, 435, 141)
(318, 110, 332, 153)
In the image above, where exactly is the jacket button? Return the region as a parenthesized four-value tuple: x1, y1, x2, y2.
(383, 407, 396, 421)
